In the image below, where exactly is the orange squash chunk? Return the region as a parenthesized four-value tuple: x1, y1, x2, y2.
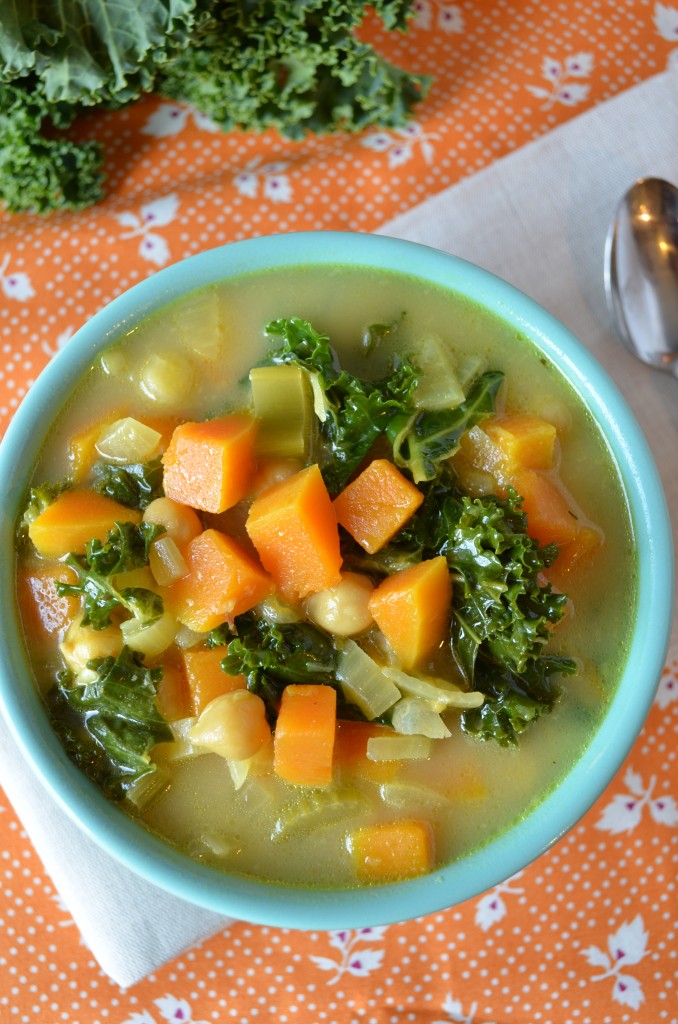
(334, 720, 400, 782)
(484, 414, 557, 473)
(368, 555, 452, 670)
(17, 564, 80, 639)
(27, 489, 141, 559)
(550, 524, 602, 576)
(246, 463, 342, 603)
(512, 468, 580, 548)
(155, 662, 192, 722)
(162, 414, 258, 513)
(333, 459, 424, 554)
(273, 684, 337, 787)
(349, 819, 435, 882)
(181, 647, 246, 716)
(166, 528, 272, 631)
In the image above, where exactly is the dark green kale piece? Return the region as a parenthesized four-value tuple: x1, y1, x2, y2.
(386, 370, 504, 483)
(221, 613, 344, 721)
(57, 521, 164, 630)
(47, 647, 172, 799)
(460, 655, 577, 747)
(92, 457, 165, 511)
(158, 1, 429, 140)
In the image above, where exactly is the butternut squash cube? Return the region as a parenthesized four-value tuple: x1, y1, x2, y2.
(333, 458, 423, 554)
(368, 555, 452, 670)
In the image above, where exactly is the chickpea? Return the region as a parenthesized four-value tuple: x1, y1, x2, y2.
(139, 353, 195, 406)
(188, 690, 271, 762)
(143, 497, 202, 548)
(60, 616, 123, 675)
(305, 572, 375, 637)
(250, 458, 304, 496)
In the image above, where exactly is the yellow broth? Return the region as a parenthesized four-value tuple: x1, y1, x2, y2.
(17, 265, 636, 888)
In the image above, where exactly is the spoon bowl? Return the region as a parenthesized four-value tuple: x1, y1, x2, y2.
(604, 176, 678, 375)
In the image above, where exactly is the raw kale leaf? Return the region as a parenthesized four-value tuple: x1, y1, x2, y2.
(1, 1, 199, 106)
(57, 521, 164, 630)
(460, 655, 577, 747)
(92, 457, 165, 511)
(386, 370, 504, 483)
(157, 1, 429, 140)
(0, 2, 427, 213)
(47, 647, 172, 799)
(222, 613, 340, 720)
(264, 316, 419, 493)
(0, 85, 105, 214)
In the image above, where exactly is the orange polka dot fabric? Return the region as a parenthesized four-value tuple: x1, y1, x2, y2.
(1, 1, 677, 1019)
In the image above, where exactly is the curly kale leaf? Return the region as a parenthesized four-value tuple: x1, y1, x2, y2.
(47, 647, 172, 798)
(386, 370, 504, 483)
(460, 656, 577, 747)
(264, 316, 419, 493)
(0, 84, 105, 214)
(222, 613, 340, 720)
(92, 457, 165, 511)
(57, 521, 164, 629)
(0, 1, 199, 106)
(158, 0, 429, 139)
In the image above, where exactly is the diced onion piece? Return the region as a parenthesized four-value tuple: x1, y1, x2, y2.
(193, 832, 236, 857)
(410, 333, 465, 410)
(305, 573, 374, 637)
(366, 735, 432, 762)
(188, 690, 270, 762)
(383, 667, 485, 710)
(139, 353, 195, 406)
(379, 781, 451, 810)
(391, 697, 452, 739)
(227, 758, 251, 791)
(335, 639, 401, 720)
(121, 610, 177, 657)
(172, 288, 224, 360)
(173, 624, 207, 650)
(150, 536, 189, 586)
(95, 417, 162, 463)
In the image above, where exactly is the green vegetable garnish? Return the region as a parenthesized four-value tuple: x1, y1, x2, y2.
(0, 1, 428, 214)
(92, 457, 165, 511)
(47, 647, 172, 799)
(57, 521, 164, 630)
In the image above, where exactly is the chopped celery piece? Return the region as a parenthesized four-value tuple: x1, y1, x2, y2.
(272, 786, 368, 841)
(391, 696, 451, 738)
(250, 363, 315, 459)
(335, 639, 401, 719)
(379, 780, 451, 811)
(383, 667, 485, 710)
(410, 334, 465, 410)
(366, 735, 432, 762)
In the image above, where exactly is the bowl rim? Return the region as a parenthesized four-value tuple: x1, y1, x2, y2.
(0, 230, 673, 929)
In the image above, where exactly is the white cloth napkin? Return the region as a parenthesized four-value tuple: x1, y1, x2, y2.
(1, 65, 677, 991)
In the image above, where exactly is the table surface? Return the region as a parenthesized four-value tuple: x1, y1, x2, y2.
(1, 3, 677, 1021)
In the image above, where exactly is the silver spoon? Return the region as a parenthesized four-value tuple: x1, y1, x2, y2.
(604, 176, 678, 376)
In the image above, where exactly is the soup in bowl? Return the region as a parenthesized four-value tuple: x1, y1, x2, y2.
(0, 232, 672, 928)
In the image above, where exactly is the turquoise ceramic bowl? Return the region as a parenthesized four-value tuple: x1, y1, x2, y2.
(0, 232, 673, 928)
